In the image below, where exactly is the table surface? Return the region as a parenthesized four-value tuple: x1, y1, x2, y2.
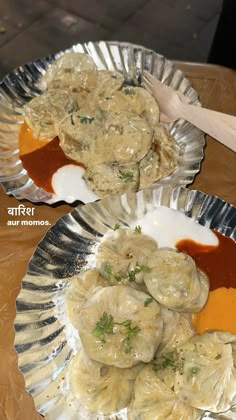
(0, 61, 236, 420)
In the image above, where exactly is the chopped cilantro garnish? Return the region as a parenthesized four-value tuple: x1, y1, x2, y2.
(113, 223, 120, 231)
(101, 261, 112, 279)
(114, 271, 127, 282)
(92, 312, 114, 342)
(127, 270, 137, 282)
(118, 170, 134, 183)
(137, 264, 151, 273)
(127, 263, 151, 282)
(70, 114, 75, 125)
(123, 324, 141, 353)
(144, 297, 153, 307)
(134, 225, 142, 233)
(191, 366, 200, 375)
(123, 87, 134, 95)
(153, 352, 184, 373)
(79, 115, 94, 124)
(92, 312, 141, 353)
(87, 170, 94, 182)
(115, 319, 141, 353)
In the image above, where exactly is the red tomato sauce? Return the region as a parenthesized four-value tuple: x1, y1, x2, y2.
(176, 230, 236, 290)
(177, 231, 236, 334)
(19, 123, 84, 193)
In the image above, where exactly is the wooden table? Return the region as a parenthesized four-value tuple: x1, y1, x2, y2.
(0, 62, 236, 419)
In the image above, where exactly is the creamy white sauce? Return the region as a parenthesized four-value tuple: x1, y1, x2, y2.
(130, 206, 218, 247)
(49, 164, 99, 204)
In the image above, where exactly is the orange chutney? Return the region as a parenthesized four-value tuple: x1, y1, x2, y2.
(176, 231, 236, 334)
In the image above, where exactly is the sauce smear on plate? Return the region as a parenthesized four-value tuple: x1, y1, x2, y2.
(19, 123, 84, 193)
(176, 230, 236, 290)
(176, 231, 236, 334)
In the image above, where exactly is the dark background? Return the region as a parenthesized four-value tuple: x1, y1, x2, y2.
(0, 0, 227, 79)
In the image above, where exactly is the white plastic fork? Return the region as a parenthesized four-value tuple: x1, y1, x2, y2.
(143, 70, 236, 153)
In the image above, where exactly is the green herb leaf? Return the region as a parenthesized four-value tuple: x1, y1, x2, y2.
(113, 319, 141, 353)
(87, 170, 94, 182)
(191, 366, 200, 375)
(123, 324, 141, 353)
(79, 115, 95, 124)
(134, 225, 142, 233)
(136, 264, 151, 273)
(70, 114, 75, 126)
(93, 314, 141, 354)
(118, 320, 132, 328)
(127, 263, 151, 282)
(114, 271, 127, 282)
(127, 270, 136, 282)
(113, 223, 120, 231)
(123, 87, 134, 95)
(101, 262, 112, 279)
(124, 337, 132, 353)
(144, 297, 153, 307)
(92, 312, 114, 343)
(118, 170, 134, 183)
(153, 352, 184, 373)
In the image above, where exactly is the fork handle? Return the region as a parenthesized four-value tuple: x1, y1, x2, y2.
(181, 103, 236, 152)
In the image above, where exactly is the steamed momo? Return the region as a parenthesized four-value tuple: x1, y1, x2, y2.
(41, 52, 97, 91)
(65, 269, 107, 329)
(77, 285, 163, 368)
(156, 307, 195, 355)
(128, 365, 202, 420)
(24, 51, 178, 198)
(96, 228, 157, 288)
(84, 162, 139, 198)
(24, 89, 78, 139)
(144, 248, 209, 312)
(69, 349, 141, 415)
(174, 332, 236, 413)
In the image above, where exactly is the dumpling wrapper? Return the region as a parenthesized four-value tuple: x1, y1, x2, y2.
(156, 306, 195, 355)
(128, 86, 160, 126)
(41, 52, 97, 92)
(65, 268, 107, 329)
(128, 365, 202, 420)
(173, 332, 236, 413)
(69, 349, 141, 415)
(24, 89, 78, 139)
(58, 109, 153, 169)
(96, 228, 158, 287)
(153, 125, 178, 171)
(77, 285, 163, 368)
(139, 126, 178, 189)
(58, 108, 105, 167)
(84, 162, 139, 198)
(90, 69, 124, 98)
(103, 111, 153, 164)
(144, 248, 209, 312)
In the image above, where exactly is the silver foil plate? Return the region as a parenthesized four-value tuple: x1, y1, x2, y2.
(0, 41, 205, 204)
(14, 185, 236, 419)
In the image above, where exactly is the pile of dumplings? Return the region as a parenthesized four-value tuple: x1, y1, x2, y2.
(66, 227, 236, 419)
(24, 52, 178, 198)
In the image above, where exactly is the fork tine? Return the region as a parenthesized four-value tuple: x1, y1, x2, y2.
(142, 81, 154, 97)
(142, 76, 152, 87)
(143, 70, 156, 82)
(142, 78, 153, 92)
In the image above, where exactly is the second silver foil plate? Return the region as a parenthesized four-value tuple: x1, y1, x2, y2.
(0, 41, 205, 203)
